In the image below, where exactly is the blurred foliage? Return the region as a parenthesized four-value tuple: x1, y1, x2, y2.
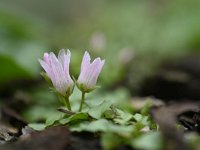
(23, 86, 131, 122)
(0, 10, 47, 86)
(27, 85, 159, 150)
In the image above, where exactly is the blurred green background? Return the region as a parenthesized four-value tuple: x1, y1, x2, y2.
(1, 1, 200, 149)
(0, 0, 200, 111)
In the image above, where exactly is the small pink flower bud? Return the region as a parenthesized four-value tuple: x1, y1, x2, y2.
(77, 51, 105, 92)
(39, 49, 74, 96)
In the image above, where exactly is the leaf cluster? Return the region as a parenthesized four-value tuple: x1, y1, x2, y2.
(29, 98, 161, 150)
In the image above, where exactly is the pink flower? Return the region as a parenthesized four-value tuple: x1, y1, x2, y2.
(39, 49, 74, 96)
(77, 51, 105, 92)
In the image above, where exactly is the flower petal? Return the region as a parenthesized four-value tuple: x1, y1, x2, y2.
(63, 49, 71, 78)
(39, 50, 74, 96)
(43, 53, 50, 64)
(86, 58, 105, 88)
(77, 51, 105, 91)
(81, 51, 91, 72)
(58, 49, 66, 68)
(49, 52, 67, 94)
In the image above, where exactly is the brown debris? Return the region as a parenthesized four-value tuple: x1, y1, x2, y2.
(151, 102, 200, 150)
(1, 126, 71, 150)
(1, 126, 102, 150)
(0, 106, 27, 144)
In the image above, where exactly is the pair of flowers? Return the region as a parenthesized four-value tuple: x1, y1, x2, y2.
(39, 49, 105, 111)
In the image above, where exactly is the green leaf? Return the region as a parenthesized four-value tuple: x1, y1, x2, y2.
(59, 112, 88, 125)
(88, 100, 112, 119)
(0, 55, 32, 85)
(113, 108, 133, 125)
(131, 132, 163, 150)
(132, 113, 151, 132)
(133, 113, 149, 126)
(104, 109, 115, 119)
(28, 123, 46, 131)
(45, 112, 65, 127)
(71, 119, 108, 132)
(101, 132, 123, 150)
(133, 113, 143, 122)
(71, 119, 134, 137)
(140, 102, 151, 115)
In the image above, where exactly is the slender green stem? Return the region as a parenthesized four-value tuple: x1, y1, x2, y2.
(64, 95, 71, 111)
(79, 92, 85, 112)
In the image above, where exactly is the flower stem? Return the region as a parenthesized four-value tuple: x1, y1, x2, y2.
(64, 95, 71, 111)
(79, 92, 85, 112)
